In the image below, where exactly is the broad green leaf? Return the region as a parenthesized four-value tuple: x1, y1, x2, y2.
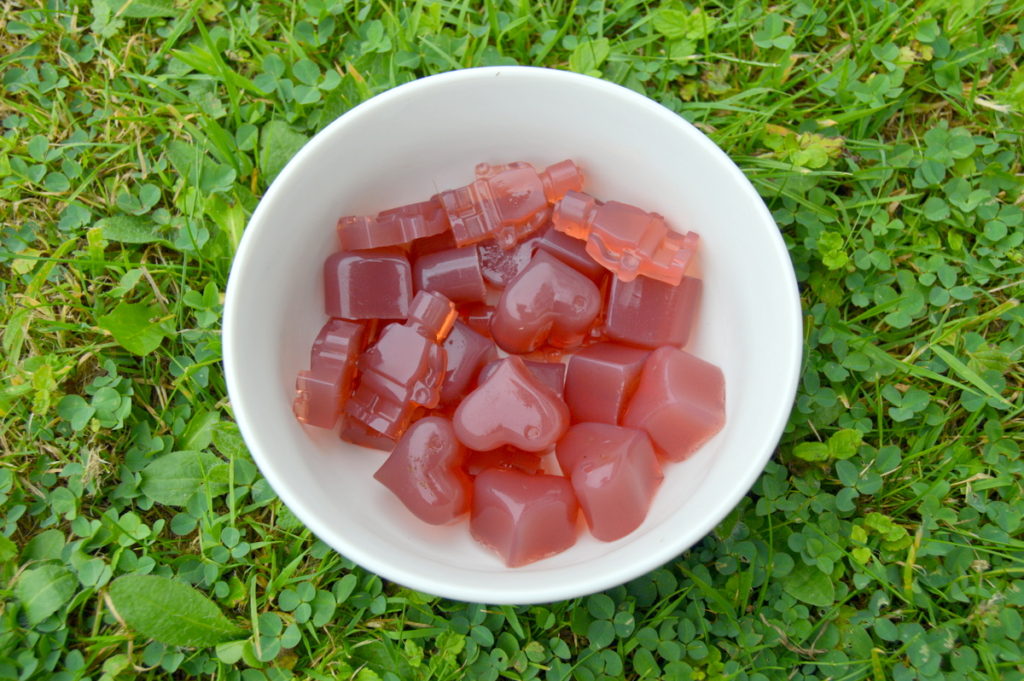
(793, 441, 829, 462)
(827, 429, 863, 459)
(351, 639, 414, 679)
(141, 450, 229, 506)
(259, 120, 307, 185)
(96, 302, 167, 356)
(569, 38, 611, 75)
(108, 575, 245, 647)
(178, 409, 221, 451)
(57, 394, 96, 431)
(121, 0, 179, 17)
(97, 215, 165, 244)
(211, 421, 249, 460)
(783, 563, 835, 607)
(14, 564, 77, 625)
(0, 534, 17, 563)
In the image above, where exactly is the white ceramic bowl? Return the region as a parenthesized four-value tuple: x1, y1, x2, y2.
(224, 66, 802, 604)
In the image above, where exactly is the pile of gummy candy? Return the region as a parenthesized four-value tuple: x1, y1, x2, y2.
(293, 159, 725, 567)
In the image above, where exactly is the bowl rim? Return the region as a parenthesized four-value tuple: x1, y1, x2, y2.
(223, 65, 803, 604)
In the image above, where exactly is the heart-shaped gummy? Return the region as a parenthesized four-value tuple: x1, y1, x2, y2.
(453, 356, 569, 452)
(373, 416, 471, 525)
(491, 251, 602, 354)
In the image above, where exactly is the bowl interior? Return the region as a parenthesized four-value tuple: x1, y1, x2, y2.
(224, 67, 801, 604)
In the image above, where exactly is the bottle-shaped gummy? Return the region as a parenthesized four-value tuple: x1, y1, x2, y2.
(553, 191, 699, 286)
(439, 160, 584, 249)
(345, 291, 457, 440)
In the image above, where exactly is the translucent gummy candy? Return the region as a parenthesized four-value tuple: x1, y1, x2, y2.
(622, 346, 725, 461)
(553, 190, 699, 285)
(324, 248, 412, 320)
(477, 236, 539, 288)
(439, 321, 497, 405)
(336, 197, 450, 251)
(479, 358, 566, 398)
(491, 251, 602, 354)
(345, 291, 457, 439)
(374, 416, 471, 525)
(464, 447, 543, 476)
(534, 225, 606, 281)
(563, 342, 650, 424)
(453, 356, 569, 453)
(604, 275, 701, 349)
(413, 246, 487, 304)
(293, 319, 366, 429)
(470, 468, 579, 567)
(439, 160, 584, 249)
(556, 423, 663, 542)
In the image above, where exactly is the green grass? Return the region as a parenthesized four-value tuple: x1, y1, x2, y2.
(2, 0, 1023, 679)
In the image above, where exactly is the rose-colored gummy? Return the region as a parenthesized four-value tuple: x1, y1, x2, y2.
(339, 414, 395, 451)
(470, 468, 579, 567)
(553, 190, 699, 285)
(324, 248, 412, 320)
(556, 423, 663, 542)
(440, 321, 498, 405)
(464, 447, 543, 476)
(345, 291, 457, 439)
(604, 275, 702, 349)
(453, 356, 569, 453)
(413, 246, 487, 303)
(374, 416, 471, 525)
(459, 303, 495, 338)
(439, 160, 584, 249)
(491, 251, 602, 354)
(293, 319, 366, 429)
(535, 225, 606, 281)
(477, 236, 539, 288)
(336, 196, 449, 251)
(479, 358, 566, 398)
(623, 346, 725, 462)
(563, 342, 650, 424)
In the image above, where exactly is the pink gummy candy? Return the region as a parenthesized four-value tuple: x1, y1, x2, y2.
(464, 446, 543, 476)
(453, 356, 569, 453)
(339, 414, 396, 451)
(439, 160, 584, 249)
(477, 236, 539, 288)
(479, 358, 566, 398)
(336, 197, 450, 251)
(324, 248, 412, 320)
(556, 423, 663, 542)
(439, 321, 498, 405)
(345, 291, 457, 439)
(623, 346, 725, 461)
(374, 416, 472, 525)
(413, 246, 487, 304)
(552, 190, 699, 286)
(470, 468, 579, 567)
(563, 342, 650, 424)
(604, 275, 702, 349)
(535, 225, 606, 281)
(293, 319, 366, 429)
(491, 251, 602, 354)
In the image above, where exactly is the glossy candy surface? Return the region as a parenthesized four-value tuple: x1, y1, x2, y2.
(623, 346, 725, 461)
(535, 225, 606, 281)
(556, 423, 663, 541)
(440, 160, 584, 249)
(491, 251, 602, 354)
(479, 358, 566, 398)
(413, 246, 487, 303)
(440, 321, 497, 405)
(604, 275, 702, 349)
(453, 356, 569, 452)
(464, 447, 543, 476)
(374, 416, 471, 525)
(563, 342, 649, 424)
(293, 319, 366, 428)
(337, 196, 450, 251)
(477, 236, 539, 288)
(345, 291, 457, 439)
(324, 248, 412, 320)
(470, 469, 579, 567)
(339, 414, 396, 451)
(553, 190, 699, 285)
